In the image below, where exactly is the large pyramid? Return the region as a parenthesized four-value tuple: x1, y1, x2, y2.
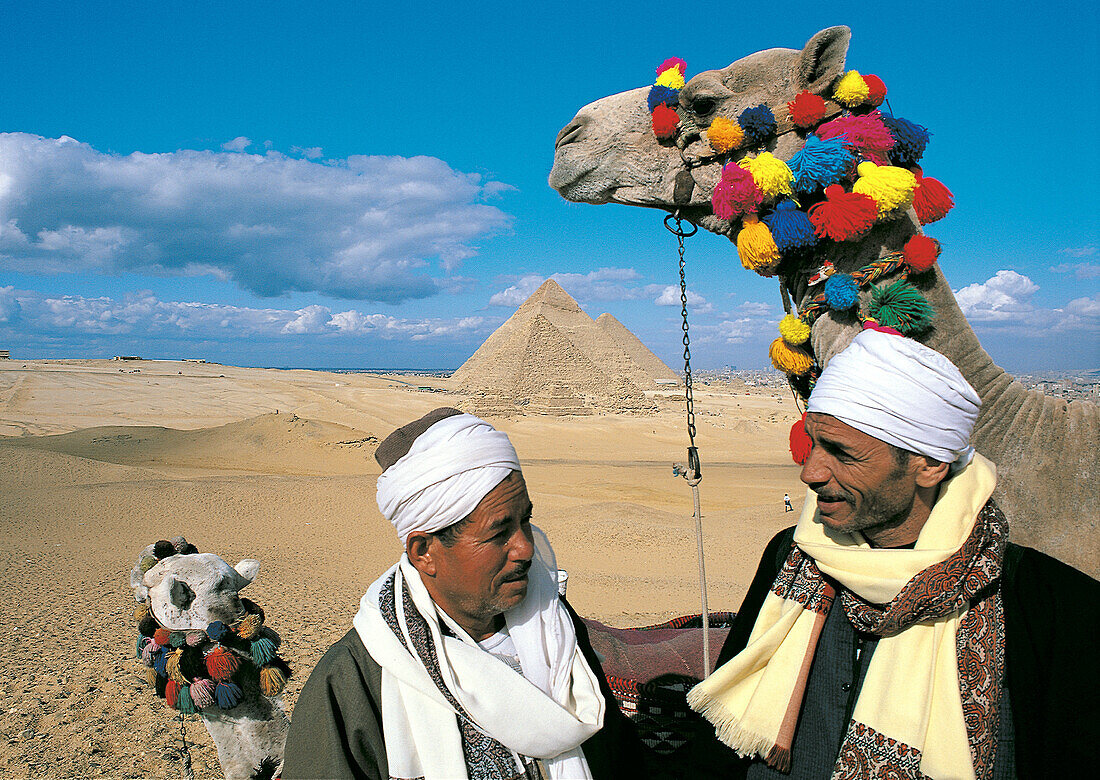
(452, 279, 678, 416)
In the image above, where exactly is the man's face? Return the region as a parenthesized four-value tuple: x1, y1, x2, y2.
(426, 471, 534, 635)
(799, 413, 920, 538)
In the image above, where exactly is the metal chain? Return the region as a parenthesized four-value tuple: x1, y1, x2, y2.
(665, 213, 698, 451)
(177, 710, 194, 780)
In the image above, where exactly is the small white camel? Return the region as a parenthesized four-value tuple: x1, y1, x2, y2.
(130, 538, 289, 780)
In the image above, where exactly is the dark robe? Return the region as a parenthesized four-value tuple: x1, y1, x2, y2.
(682, 527, 1100, 779)
(282, 598, 647, 780)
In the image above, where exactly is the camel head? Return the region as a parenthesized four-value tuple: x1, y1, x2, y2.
(130, 539, 260, 631)
(549, 26, 851, 238)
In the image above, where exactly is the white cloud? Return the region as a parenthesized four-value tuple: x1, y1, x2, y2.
(954, 270, 1039, 322)
(1058, 245, 1097, 258)
(654, 284, 712, 313)
(0, 287, 491, 341)
(291, 146, 323, 159)
(0, 132, 510, 302)
(221, 136, 252, 152)
(1050, 262, 1100, 279)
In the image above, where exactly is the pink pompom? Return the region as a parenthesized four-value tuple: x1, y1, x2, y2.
(656, 57, 686, 76)
(817, 111, 895, 165)
(711, 163, 762, 218)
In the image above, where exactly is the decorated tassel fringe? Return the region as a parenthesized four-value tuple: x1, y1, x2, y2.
(190, 678, 216, 709)
(911, 167, 954, 224)
(236, 613, 263, 639)
(766, 745, 793, 773)
(881, 114, 930, 167)
(787, 134, 852, 193)
(817, 111, 896, 166)
(177, 685, 196, 715)
(251, 637, 277, 666)
(205, 647, 240, 682)
(145, 667, 159, 687)
(214, 682, 243, 709)
(870, 280, 935, 334)
(807, 185, 878, 241)
(166, 649, 188, 685)
(259, 665, 288, 697)
(737, 216, 782, 276)
(763, 201, 816, 252)
(778, 314, 811, 345)
(165, 679, 180, 709)
(852, 162, 916, 216)
(739, 152, 793, 201)
(707, 116, 742, 154)
(789, 414, 812, 465)
(770, 338, 814, 375)
(152, 650, 169, 677)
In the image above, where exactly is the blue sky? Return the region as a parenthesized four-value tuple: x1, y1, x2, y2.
(1, 0, 1097, 370)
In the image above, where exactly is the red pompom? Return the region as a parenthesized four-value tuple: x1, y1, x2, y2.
(911, 167, 954, 224)
(807, 185, 879, 242)
(165, 679, 180, 708)
(863, 75, 887, 106)
(903, 234, 940, 273)
(652, 104, 680, 139)
(787, 91, 827, 128)
(153, 628, 172, 647)
(789, 413, 812, 465)
(205, 647, 241, 682)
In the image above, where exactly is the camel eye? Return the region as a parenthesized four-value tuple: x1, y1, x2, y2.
(692, 97, 717, 116)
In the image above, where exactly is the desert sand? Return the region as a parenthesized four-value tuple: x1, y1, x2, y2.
(0, 358, 804, 778)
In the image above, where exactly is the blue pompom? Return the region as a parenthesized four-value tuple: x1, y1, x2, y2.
(647, 85, 679, 112)
(787, 134, 854, 193)
(215, 682, 243, 709)
(250, 636, 277, 666)
(737, 104, 777, 146)
(823, 274, 861, 311)
(206, 621, 230, 642)
(152, 649, 169, 677)
(881, 113, 930, 167)
(762, 201, 817, 252)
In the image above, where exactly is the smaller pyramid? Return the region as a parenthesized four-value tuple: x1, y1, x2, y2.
(453, 279, 675, 416)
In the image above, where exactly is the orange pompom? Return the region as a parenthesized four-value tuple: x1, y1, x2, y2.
(903, 234, 940, 273)
(205, 647, 241, 682)
(153, 628, 172, 647)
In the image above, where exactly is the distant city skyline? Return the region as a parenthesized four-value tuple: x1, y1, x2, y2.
(1, 1, 1097, 372)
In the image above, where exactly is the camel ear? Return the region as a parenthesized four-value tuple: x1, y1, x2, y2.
(797, 26, 850, 95)
(234, 559, 260, 588)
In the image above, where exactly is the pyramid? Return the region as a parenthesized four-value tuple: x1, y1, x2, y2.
(453, 279, 677, 416)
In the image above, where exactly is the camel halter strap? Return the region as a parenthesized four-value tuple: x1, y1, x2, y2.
(664, 211, 711, 677)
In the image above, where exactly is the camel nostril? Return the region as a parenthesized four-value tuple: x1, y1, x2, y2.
(555, 116, 587, 149)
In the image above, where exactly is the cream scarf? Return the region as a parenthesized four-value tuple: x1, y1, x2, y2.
(354, 527, 605, 780)
(688, 454, 1005, 779)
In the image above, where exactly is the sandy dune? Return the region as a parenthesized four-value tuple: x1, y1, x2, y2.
(0, 359, 803, 778)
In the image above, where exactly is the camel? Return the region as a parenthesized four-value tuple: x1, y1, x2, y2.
(550, 26, 1099, 578)
(130, 538, 289, 780)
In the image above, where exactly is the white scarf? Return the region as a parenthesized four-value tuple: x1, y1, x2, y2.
(354, 526, 604, 780)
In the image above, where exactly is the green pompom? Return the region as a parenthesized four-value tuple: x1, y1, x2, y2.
(870, 280, 935, 334)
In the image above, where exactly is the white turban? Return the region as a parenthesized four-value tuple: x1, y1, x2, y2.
(808, 329, 981, 469)
(376, 413, 521, 543)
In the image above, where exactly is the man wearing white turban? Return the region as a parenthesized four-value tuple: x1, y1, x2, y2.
(283, 408, 644, 780)
(687, 328, 1098, 780)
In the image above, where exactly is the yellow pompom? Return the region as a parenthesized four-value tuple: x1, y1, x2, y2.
(852, 162, 917, 216)
(833, 70, 870, 107)
(235, 613, 263, 639)
(656, 68, 685, 90)
(166, 650, 188, 685)
(778, 314, 811, 345)
(738, 152, 793, 201)
(707, 116, 742, 154)
(259, 665, 287, 697)
(737, 215, 781, 276)
(770, 338, 814, 375)
(133, 602, 151, 622)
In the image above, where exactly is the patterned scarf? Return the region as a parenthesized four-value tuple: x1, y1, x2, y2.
(689, 454, 1005, 780)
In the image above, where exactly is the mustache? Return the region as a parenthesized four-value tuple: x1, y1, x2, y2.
(815, 489, 850, 503)
(502, 561, 532, 581)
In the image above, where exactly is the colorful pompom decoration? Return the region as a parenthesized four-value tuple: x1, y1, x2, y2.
(869, 280, 935, 334)
(165, 679, 181, 708)
(259, 665, 288, 697)
(786, 134, 853, 193)
(190, 678, 216, 709)
(205, 646, 240, 682)
(707, 116, 742, 154)
(737, 215, 781, 275)
(655, 66, 685, 90)
(770, 338, 814, 375)
(807, 185, 878, 241)
(169, 631, 186, 649)
(739, 152, 793, 201)
(911, 167, 954, 224)
(902, 234, 941, 273)
(652, 104, 680, 139)
(833, 70, 870, 107)
(823, 273, 861, 310)
(177, 684, 196, 715)
(656, 57, 686, 77)
(206, 621, 230, 642)
(649, 58, 686, 138)
(153, 628, 172, 647)
(250, 636, 277, 666)
(881, 114, 930, 168)
(787, 91, 827, 128)
(817, 111, 896, 166)
(789, 413, 812, 465)
(778, 313, 811, 345)
(763, 201, 816, 252)
(215, 682, 243, 709)
(852, 162, 916, 216)
(711, 163, 762, 219)
(235, 613, 263, 639)
(863, 75, 887, 106)
(167, 649, 188, 685)
(737, 105, 777, 147)
(648, 85, 679, 112)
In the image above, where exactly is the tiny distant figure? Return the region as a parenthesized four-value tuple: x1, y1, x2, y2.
(784, 493, 793, 512)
